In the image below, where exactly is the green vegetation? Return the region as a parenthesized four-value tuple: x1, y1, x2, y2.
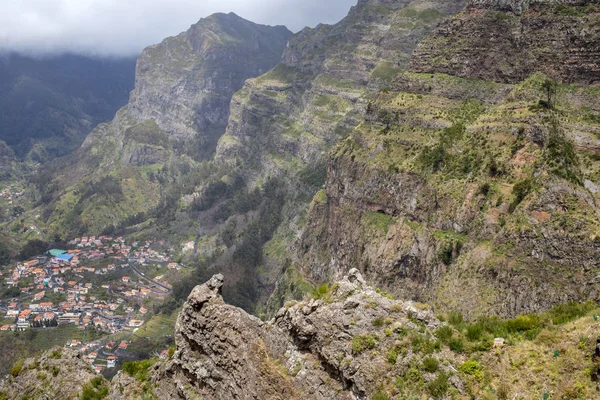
(543, 127, 580, 184)
(422, 356, 439, 373)
(459, 360, 483, 381)
(10, 360, 23, 378)
(426, 371, 449, 398)
(124, 119, 171, 148)
(122, 358, 158, 383)
(371, 62, 401, 83)
(80, 376, 109, 400)
(442, 302, 596, 354)
(364, 211, 395, 234)
(509, 178, 533, 212)
(351, 334, 378, 354)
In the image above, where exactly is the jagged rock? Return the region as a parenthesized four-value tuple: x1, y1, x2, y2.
(151, 271, 461, 399)
(411, 0, 600, 84)
(0, 347, 97, 399)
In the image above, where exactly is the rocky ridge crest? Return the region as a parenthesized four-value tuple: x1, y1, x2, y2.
(150, 270, 458, 399)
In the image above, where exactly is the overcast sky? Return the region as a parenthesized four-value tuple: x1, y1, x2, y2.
(0, 0, 358, 57)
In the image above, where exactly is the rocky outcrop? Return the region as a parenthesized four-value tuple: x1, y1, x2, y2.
(152, 270, 460, 399)
(411, 1, 600, 84)
(0, 348, 97, 399)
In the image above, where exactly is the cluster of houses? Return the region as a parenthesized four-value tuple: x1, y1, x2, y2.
(0, 184, 24, 204)
(1, 235, 178, 333)
(65, 339, 131, 372)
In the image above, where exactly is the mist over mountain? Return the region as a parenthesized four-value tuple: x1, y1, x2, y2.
(0, 53, 136, 160)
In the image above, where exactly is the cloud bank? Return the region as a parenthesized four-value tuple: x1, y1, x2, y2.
(0, 0, 358, 57)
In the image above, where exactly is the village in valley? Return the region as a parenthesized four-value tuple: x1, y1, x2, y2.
(0, 234, 183, 373)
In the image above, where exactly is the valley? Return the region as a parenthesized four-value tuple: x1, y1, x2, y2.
(1, 0, 600, 398)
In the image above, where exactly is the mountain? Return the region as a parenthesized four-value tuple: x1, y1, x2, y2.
(32, 0, 600, 320)
(0, 53, 136, 161)
(4, 0, 600, 399)
(294, 0, 600, 319)
(35, 13, 292, 238)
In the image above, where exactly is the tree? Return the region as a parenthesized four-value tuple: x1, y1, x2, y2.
(0, 241, 11, 265)
(542, 78, 557, 109)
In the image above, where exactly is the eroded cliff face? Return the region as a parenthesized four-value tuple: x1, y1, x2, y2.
(297, 0, 600, 318)
(215, 0, 465, 174)
(129, 13, 292, 149)
(210, 0, 466, 314)
(149, 270, 463, 399)
(42, 14, 291, 236)
(411, 0, 600, 84)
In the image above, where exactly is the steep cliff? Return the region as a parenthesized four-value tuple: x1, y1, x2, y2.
(147, 270, 466, 399)
(208, 0, 466, 314)
(297, 0, 600, 318)
(129, 13, 292, 153)
(411, 0, 600, 84)
(39, 14, 291, 236)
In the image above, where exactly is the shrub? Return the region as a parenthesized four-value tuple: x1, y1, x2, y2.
(10, 361, 23, 378)
(497, 381, 510, 399)
(435, 326, 453, 343)
(509, 179, 533, 212)
(80, 376, 109, 400)
(477, 182, 491, 197)
(351, 335, 377, 354)
(372, 316, 384, 327)
(122, 359, 157, 383)
(387, 349, 398, 364)
(422, 356, 439, 373)
(449, 338, 464, 353)
(372, 391, 390, 400)
(465, 324, 483, 342)
(459, 360, 483, 381)
(426, 371, 449, 398)
(311, 284, 330, 300)
(448, 312, 463, 326)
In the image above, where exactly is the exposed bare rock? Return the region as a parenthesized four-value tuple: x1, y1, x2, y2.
(411, 1, 600, 84)
(151, 270, 462, 399)
(0, 347, 97, 400)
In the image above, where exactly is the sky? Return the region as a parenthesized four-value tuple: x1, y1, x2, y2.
(0, 0, 358, 57)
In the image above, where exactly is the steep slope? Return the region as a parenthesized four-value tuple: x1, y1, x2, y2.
(0, 348, 98, 399)
(141, 270, 467, 399)
(38, 14, 291, 236)
(106, 274, 600, 399)
(129, 12, 293, 156)
(298, 0, 600, 318)
(0, 53, 136, 161)
(411, 0, 600, 84)
(195, 0, 466, 313)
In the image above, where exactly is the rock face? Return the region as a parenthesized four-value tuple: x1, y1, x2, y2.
(43, 13, 291, 236)
(0, 348, 97, 399)
(152, 270, 460, 399)
(129, 13, 292, 149)
(411, 0, 600, 84)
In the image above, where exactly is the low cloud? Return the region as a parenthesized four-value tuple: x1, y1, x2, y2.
(0, 0, 357, 57)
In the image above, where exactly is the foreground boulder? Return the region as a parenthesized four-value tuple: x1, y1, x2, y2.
(0, 348, 97, 399)
(151, 270, 461, 399)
